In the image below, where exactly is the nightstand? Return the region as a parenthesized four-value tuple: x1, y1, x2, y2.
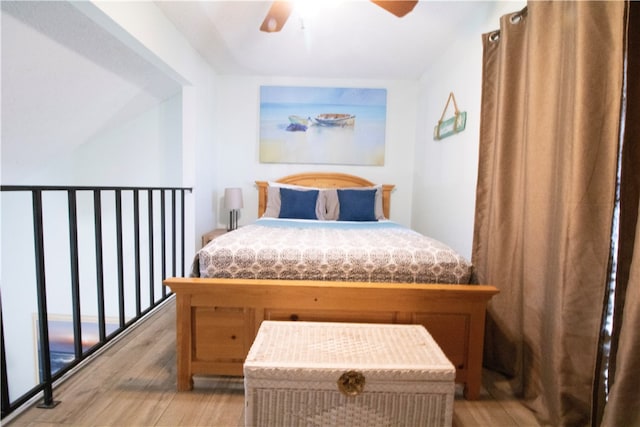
(201, 228, 227, 247)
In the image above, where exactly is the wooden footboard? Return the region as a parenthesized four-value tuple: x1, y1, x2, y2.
(164, 277, 498, 400)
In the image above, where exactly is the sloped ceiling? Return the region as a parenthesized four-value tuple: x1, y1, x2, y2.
(155, 0, 501, 79)
(1, 1, 182, 183)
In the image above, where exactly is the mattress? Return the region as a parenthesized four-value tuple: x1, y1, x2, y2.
(192, 218, 472, 284)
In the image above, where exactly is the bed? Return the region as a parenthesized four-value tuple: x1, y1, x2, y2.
(164, 172, 498, 400)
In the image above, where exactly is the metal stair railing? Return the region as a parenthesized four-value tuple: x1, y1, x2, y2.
(0, 185, 192, 419)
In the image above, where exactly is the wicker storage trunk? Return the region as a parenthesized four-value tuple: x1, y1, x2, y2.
(244, 321, 455, 427)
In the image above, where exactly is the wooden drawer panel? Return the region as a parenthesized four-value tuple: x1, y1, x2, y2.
(413, 313, 469, 370)
(193, 307, 250, 361)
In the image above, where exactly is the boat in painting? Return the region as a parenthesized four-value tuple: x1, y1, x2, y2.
(314, 113, 356, 127)
(288, 115, 310, 126)
(286, 115, 310, 131)
(287, 115, 312, 132)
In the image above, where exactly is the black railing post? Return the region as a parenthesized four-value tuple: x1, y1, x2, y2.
(171, 189, 177, 278)
(134, 190, 141, 316)
(148, 191, 155, 304)
(32, 190, 58, 409)
(1, 293, 10, 418)
(93, 190, 106, 342)
(115, 190, 125, 328)
(181, 189, 186, 276)
(67, 190, 83, 359)
(161, 190, 167, 296)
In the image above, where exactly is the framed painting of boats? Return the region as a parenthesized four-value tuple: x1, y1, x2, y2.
(259, 86, 387, 165)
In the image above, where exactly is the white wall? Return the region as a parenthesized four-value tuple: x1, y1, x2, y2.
(412, 1, 525, 259)
(27, 94, 183, 186)
(213, 76, 419, 230)
(78, 1, 218, 255)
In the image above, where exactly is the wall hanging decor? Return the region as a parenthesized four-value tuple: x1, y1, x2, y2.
(434, 92, 467, 140)
(259, 86, 387, 165)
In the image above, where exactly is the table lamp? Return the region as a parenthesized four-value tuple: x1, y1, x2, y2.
(224, 187, 243, 231)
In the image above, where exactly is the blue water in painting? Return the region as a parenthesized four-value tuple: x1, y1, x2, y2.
(38, 348, 76, 380)
(38, 320, 119, 380)
(259, 98, 388, 165)
(50, 351, 75, 374)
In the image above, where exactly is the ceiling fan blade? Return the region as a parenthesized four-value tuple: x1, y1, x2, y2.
(370, 1, 418, 18)
(260, 1, 293, 33)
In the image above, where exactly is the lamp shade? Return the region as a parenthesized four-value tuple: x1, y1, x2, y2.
(224, 188, 244, 210)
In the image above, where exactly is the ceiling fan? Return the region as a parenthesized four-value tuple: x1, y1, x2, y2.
(260, 1, 419, 33)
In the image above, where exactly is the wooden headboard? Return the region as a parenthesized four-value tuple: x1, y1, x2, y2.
(255, 172, 395, 219)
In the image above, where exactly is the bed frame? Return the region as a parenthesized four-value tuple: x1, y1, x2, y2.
(164, 172, 498, 400)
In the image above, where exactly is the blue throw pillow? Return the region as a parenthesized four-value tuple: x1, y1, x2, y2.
(337, 189, 377, 221)
(278, 188, 319, 219)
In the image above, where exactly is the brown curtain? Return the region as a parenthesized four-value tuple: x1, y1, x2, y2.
(472, 1, 636, 425)
(601, 2, 640, 425)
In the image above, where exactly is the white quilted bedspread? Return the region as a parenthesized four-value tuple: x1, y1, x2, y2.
(192, 218, 472, 284)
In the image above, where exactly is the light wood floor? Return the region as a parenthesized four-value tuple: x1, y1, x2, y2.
(5, 298, 542, 427)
